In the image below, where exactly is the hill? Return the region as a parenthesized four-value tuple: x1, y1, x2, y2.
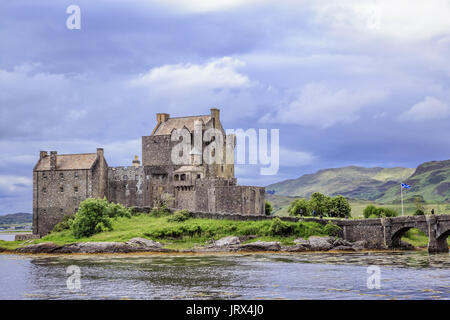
(0, 213, 32, 225)
(267, 160, 450, 203)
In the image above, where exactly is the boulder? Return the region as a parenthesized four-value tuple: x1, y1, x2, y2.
(214, 236, 240, 247)
(308, 236, 334, 251)
(15, 242, 62, 254)
(293, 238, 309, 246)
(57, 242, 132, 254)
(284, 244, 308, 252)
(333, 245, 357, 252)
(238, 241, 281, 251)
(126, 237, 163, 248)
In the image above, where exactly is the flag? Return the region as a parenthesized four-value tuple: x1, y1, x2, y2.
(401, 183, 411, 189)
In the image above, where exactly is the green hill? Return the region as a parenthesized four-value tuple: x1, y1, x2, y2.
(267, 160, 450, 204)
(0, 213, 32, 226)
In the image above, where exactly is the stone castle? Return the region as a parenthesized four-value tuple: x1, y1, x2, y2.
(32, 108, 265, 236)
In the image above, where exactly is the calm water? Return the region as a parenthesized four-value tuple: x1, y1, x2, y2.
(0, 252, 448, 300)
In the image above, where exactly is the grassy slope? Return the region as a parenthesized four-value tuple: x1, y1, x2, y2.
(267, 166, 414, 200)
(0, 214, 335, 251)
(0, 213, 32, 225)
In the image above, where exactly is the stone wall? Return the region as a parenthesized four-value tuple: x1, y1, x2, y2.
(107, 166, 146, 207)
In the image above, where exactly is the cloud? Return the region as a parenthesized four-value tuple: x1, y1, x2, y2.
(399, 96, 450, 122)
(261, 83, 386, 128)
(0, 175, 32, 193)
(279, 147, 316, 167)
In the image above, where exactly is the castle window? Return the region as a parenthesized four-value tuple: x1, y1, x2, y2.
(60, 173, 64, 179)
(174, 174, 179, 181)
(181, 174, 186, 181)
(179, 150, 183, 157)
(60, 186, 64, 193)
(42, 172, 47, 179)
(123, 175, 128, 180)
(42, 187, 47, 193)
(60, 208, 64, 214)
(135, 175, 138, 180)
(74, 172, 78, 178)
(197, 174, 201, 179)
(74, 186, 79, 193)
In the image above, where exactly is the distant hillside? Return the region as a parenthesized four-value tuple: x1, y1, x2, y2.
(0, 213, 32, 225)
(267, 160, 450, 203)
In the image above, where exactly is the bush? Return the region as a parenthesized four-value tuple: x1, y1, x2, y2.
(71, 198, 113, 238)
(52, 215, 74, 233)
(149, 205, 171, 217)
(414, 209, 425, 216)
(323, 222, 342, 237)
(105, 202, 131, 219)
(363, 205, 399, 218)
(269, 217, 293, 236)
(167, 209, 192, 222)
(265, 201, 273, 216)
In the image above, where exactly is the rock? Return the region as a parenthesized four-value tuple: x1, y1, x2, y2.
(308, 236, 334, 251)
(332, 238, 353, 247)
(333, 245, 357, 252)
(57, 242, 131, 254)
(214, 236, 240, 247)
(15, 242, 62, 254)
(293, 238, 309, 246)
(126, 237, 163, 248)
(238, 241, 281, 251)
(284, 244, 308, 252)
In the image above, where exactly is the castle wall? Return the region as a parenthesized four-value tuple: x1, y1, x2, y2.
(107, 166, 145, 207)
(33, 169, 91, 235)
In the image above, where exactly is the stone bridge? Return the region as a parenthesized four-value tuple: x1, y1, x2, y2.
(334, 215, 450, 253)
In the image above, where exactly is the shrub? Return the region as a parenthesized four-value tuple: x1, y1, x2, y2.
(269, 217, 292, 236)
(52, 215, 74, 233)
(363, 205, 377, 218)
(167, 209, 192, 222)
(265, 201, 273, 216)
(363, 205, 399, 218)
(414, 209, 425, 216)
(323, 222, 342, 237)
(105, 202, 131, 219)
(71, 198, 113, 238)
(149, 205, 171, 217)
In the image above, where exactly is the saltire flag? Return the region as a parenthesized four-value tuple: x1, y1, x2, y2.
(401, 183, 411, 189)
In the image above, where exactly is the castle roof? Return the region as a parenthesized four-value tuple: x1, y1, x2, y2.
(153, 115, 212, 135)
(34, 153, 98, 171)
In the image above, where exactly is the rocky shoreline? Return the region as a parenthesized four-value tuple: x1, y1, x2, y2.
(0, 236, 415, 254)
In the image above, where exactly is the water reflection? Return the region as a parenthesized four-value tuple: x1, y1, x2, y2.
(0, 251, 448, 300)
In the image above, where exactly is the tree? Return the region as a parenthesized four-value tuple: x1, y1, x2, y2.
(328, 195, 351, 218)
(265, 201, 273, 216)
(288, 198, 311, 216)
(309, 192, 329, 217)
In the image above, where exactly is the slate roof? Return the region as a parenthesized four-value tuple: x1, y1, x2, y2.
(153, 115, 211, 135)
(34, 153, 98, 171)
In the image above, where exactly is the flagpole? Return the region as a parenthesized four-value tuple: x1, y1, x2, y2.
(401, 183, 404, 216)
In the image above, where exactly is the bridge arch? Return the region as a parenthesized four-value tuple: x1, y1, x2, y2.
(435, 229, 450, 252)
(390, 224, 429, 248)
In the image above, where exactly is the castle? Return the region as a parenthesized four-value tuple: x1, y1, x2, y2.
(32, 108, 265, 236)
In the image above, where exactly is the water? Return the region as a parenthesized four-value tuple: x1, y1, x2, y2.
(0, 252, 448, 300)
(0, 234, 16, 241)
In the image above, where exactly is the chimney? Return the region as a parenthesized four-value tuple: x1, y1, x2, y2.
(156, 113, 170, 123)
(210, 108, 220, 129)
(97, 148, 104, 159)
(132, 155, 140, 167)
(97, 148, 106, 197)
(50, 151, 57, 170)
(40, 151, 48, 159)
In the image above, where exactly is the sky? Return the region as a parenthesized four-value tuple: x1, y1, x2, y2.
(1, 0, 450, 214)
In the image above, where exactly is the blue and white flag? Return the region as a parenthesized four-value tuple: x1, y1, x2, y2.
(401, 183, 411, 189)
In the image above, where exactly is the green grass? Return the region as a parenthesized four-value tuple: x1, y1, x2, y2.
(401, 228, 450, 248)
(0, 214, 337, 251)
